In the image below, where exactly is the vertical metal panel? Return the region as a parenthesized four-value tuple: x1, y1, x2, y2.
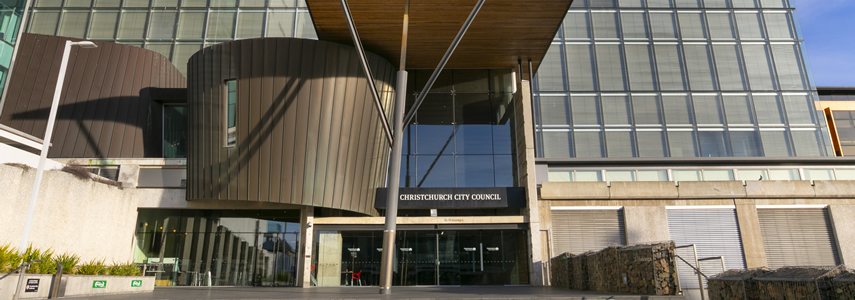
(758, 208, 841, 268)
(551, 209, 627, 255)
(667, 208, 746, 289)
(186, 38, 394, 215)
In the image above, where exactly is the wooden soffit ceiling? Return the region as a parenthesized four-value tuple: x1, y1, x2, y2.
(306, 0, 574, 72)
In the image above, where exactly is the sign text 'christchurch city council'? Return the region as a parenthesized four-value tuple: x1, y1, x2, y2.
(399, 193, 502, 201)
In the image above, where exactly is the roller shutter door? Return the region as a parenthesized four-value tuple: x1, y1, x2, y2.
(551, 209, 626, 255)
(667, 208, 746, 289)
(758, 208, 840, 268)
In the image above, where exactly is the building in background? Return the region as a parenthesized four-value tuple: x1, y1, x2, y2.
(0, 0, 853, 299)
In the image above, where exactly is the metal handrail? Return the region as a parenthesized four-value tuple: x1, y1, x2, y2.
(0, 260, 42, 281)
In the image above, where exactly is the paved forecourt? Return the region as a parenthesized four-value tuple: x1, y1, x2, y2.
(65, 286, 685, 300)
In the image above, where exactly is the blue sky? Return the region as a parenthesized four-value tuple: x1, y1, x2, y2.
(793, 0, 855, 86)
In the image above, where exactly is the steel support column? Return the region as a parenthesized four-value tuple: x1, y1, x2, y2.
(402, 0, 485, 126)
(339, 0, 393, 145)
(379, 0, 409, 294)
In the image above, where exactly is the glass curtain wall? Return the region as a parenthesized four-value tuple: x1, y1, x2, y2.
(312, 229, 529, 287)
(26, 0, 315, 75)
(535, 0, 831, 159)
(401, 69, 518, 188)
(0, 0, 26, 96)
(134, 209, 301, 287)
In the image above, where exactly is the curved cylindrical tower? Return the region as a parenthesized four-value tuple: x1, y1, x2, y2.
(186, 38, 396, 215)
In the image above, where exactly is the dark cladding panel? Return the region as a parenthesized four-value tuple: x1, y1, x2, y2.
(187, 38, 395, 215)
(0, 34, 186, 158)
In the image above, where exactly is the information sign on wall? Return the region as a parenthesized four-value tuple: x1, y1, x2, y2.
(131, 280, 142, 287)
(25, 278, 39, 292)
(375, 187, 526, 209)
(92, 280, 107, 288)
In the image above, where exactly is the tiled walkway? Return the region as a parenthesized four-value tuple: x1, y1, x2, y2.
(70, 286, 685, 300)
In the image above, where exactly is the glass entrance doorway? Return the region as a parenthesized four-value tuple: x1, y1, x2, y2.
(312, 229, 528, 286)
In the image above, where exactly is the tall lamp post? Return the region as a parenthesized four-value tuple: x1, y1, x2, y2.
(18, 40, 98, 251)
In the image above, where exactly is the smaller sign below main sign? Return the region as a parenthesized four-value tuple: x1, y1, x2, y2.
(25, 278, 39, 292)
(464, 247, 477, 252)
(399, 248, 412, 252)
(487, 247, 499, 251)
(131, 280, 142, 287)
(92, 280, 107, 288)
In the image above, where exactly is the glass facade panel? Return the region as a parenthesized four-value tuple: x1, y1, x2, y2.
(549, 170, 573, 182)
(595, 44, 627, 90)
(538, 44, 564, 91)
(295, 11, 316, 39)
(835, 170, 855, 180)
(655, 44, 688, 90)
(148, 11, 177, 39)
(791, 130, 822, 157)
(312, 230, 529, 287)
(753, 94, 785, 124)
(620, 12, 648, 39)
(729, 130, 763, 156)
(606, 130, 634, 157)
(575, 170, 602, 181)
(88, 11, 118, 39)
(207, 11, 236, 39)
(267, 11, 295, 38)
(606, 170, 635, 181)
(176, 11, 205, 39)
(625, 44, 656, 90)
(663, 95, 693, 125)
(592, 11, 620, 39)
(693, 95, 724, 125)
(742, 44, 777, 90)
(542, 131, 573, 158)
(712, 44, 748, 90)
(636, 130, 667, 157)
(637, 170, 668, 181)
(668, 130, 698, 157)
(707, 12, 737, 40)
(145, 43, 172, 59)
(602, 95, 631, 125)
(678, 12, 707, 39)
(134, 209, 301, 287)
(236, 11, 264, 39)
(759, 130, 792, 157)
(574, 131, 605, 157)
(683, 44, 716, 90)
(649, 12, 678, 39)
(673, 169, 701, 181)
(771, 44, 808, 90)
(118, 11, 147, 39)
(703, 169, 734, 180)
(722, 95, 754, 125)
(540, 96, 571, 126)
(163, 105, 187, 158)
(764, 12, 794, 39)
(804, 169, 834, 181)
(632, 95, 663, 125)
(564, 11, 592, 39)
(565, 44, 596, 90)
(699, 130, 729, 157)
(768, 169, 800, 180)
(735, 12, 765, 39)
(738, 169, 767, 181)
(782, 94, 813, 125)
(58, 11, 88, 38)
(571, 95, 601, 125)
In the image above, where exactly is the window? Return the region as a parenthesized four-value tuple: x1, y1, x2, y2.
(163, 105, 187, 158)
(225, 79, 237, 147)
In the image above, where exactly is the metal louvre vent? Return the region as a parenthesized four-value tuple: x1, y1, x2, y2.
(758, 208, 841, 269)
(551, 209, 626, 255)
(667, 208, 747, 289)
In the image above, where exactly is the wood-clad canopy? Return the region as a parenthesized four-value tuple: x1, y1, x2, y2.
(306, 0, 573, 72)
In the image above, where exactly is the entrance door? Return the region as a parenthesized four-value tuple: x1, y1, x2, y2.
(396, 231, 461, 286)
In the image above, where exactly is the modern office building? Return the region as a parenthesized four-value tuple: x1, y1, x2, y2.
(0, 0, 854, 298)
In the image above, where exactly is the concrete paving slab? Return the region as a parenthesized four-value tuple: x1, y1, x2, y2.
(63, 286, 686, 300)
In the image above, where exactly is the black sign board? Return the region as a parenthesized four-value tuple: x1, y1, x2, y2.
(25, 278, 39, 292)
(375, 187, 526, 209)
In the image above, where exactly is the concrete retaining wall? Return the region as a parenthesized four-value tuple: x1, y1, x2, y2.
(0, 164, 138, 263)
(0, 274, 154, 299)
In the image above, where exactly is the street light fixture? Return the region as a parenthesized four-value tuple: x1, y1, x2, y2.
(18, 40, 98, 251)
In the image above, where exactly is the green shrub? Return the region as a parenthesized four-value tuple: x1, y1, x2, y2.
(76, 259, 108, 275)
(108, 262, 142, 276)
(21, 245, 55, 274)
(53, 253, 81, 274)
(0, 243, 23, 273)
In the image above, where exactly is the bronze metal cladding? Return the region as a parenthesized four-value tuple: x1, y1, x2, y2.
(186, 38, 396, 215)
(0, 34, 186, 158)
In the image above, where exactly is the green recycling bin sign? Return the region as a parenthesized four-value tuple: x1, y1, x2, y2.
(92, 280, 107, 288)
(131, 280, 142, 287)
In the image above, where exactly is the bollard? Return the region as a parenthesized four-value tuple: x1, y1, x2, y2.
(48, 264, 63, 299)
